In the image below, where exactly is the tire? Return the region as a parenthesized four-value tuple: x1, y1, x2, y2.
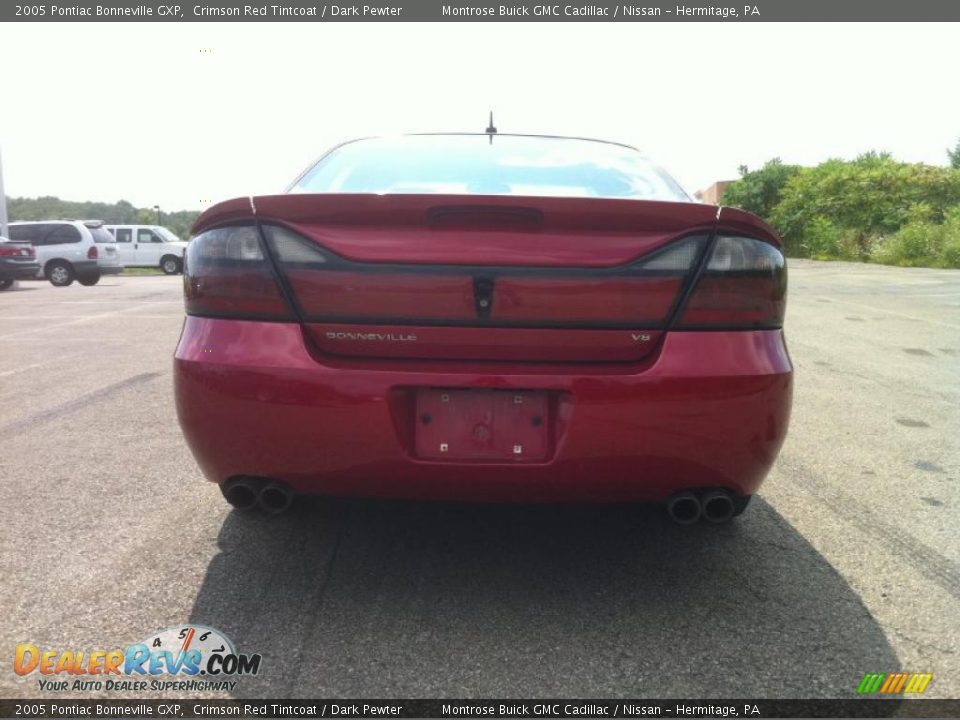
(160, 255, 182, 275)
(47, 261, 75, 287)
(78, 271, 101, 286)
(0, 279, 13, 291)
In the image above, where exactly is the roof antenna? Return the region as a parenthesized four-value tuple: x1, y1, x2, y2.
(485, 111, 497, 144)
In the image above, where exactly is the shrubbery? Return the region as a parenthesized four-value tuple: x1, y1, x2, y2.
(872, 207, 960, 268)
(721, 150, 960, 268)
(716, 158, 801, 220)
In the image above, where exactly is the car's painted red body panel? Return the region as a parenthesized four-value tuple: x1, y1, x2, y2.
(193, 194, 728, 267)
(177, 184, 791, 504)
(174, 317, 792, 503)
(307, 324, 665, 362)
(192, 194, 778, 263)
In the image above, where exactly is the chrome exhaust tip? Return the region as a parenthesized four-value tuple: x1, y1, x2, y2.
(220, 477, 261, 511)
(666, 491, 701, 525)
(258, 481, 294, 515)
(701, 489, 736, 524)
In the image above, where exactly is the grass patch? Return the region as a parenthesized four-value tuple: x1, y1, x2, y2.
(121, 267, 165, 276)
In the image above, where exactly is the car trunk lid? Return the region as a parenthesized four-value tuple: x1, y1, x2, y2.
(194, 193, 720, 362)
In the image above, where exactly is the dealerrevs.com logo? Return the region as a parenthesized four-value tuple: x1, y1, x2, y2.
(14, 625, 261, 693)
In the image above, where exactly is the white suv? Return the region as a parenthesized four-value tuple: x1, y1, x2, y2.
(7, 220, 123, 286)
(106, 225, 187, 275)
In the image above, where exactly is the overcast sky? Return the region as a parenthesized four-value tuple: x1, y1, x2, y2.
(1, 22, 958, 211)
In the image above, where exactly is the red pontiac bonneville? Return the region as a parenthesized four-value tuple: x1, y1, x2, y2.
(174, 133, 792, 523)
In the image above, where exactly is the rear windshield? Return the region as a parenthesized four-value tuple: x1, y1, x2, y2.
(290, 135, 692, 202)
(8, 224, 41, 244)
(89, 226, 116, 243)
(7, 225, 33, 243)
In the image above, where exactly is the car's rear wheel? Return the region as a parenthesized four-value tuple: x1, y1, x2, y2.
(161, 255, 182, 275)
(0, 279, 13, 291)
(78, 271, 101, 286)
(47, 261, 74, 287)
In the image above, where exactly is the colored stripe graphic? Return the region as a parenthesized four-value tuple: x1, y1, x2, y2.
(857, 672, 932, 694)
(904, 674, 933, 693)
(857, 673, 885, 694)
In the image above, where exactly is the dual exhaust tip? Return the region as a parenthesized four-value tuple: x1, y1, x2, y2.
(221, 477, 294, 515)
(666, 489, 738, 525)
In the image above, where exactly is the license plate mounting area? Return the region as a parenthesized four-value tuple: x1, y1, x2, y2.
(414, 389, 550, 462)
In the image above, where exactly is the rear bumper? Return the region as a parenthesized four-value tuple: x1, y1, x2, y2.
(174, 318, 792, 503)
(0, 259, 41, 280)
(96, 264, 124, 275)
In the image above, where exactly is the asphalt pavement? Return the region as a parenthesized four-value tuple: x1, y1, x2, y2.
(0, 260, 957, 699)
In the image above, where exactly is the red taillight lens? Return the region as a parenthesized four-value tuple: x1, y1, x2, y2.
(0, 244, 34, 257)
(87, 246, 98, 259)
(183, 226, 292, 319)
(677, 236, 786, 329)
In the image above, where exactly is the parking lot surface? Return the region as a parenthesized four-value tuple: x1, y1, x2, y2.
(1, 260, 958, 698)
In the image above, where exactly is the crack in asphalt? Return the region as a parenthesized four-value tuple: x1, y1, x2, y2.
(891, 628, 959, 657)
(282, 503, 351, 696)
(781, 455, 960, 601)
(0, 372, 163, 437)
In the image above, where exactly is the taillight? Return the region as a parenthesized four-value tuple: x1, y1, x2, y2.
(87, 246, 98, 259)
(677, 236, 786, 329)
(0, 245, 34, 257)
(183, 226, 292, 319)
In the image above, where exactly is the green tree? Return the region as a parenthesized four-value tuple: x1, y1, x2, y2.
(948, 138, 960, 169)
(769, 154, 960, 256)
(718, 159, 801, 219)
(135, 208, 156, 225)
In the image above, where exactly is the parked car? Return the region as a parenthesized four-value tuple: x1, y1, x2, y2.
(0, 235, 41, 290)
(6, 220, 123, 286)
(175, 134, 792, 523)
(105, 225, 187, 274)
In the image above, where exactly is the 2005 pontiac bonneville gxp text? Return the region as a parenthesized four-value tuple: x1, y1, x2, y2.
(174, 132, 792, 524)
